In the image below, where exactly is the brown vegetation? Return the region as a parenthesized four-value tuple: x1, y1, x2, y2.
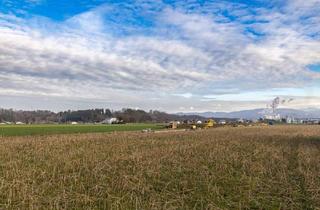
(0, 125, 320, 209)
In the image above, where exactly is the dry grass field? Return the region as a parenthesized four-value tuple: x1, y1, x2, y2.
(0, 125, 320, 209)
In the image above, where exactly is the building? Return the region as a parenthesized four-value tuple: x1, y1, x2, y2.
(168, 121, 178, 129)
(237, 118, 245, 123)
(101, 118, 118, 124)
(286, 117, 294, 124)
(264, 114, 281, 121)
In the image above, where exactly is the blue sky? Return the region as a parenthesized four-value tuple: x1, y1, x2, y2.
(309, 64, 320, 73)
(0, 0, 320, 112)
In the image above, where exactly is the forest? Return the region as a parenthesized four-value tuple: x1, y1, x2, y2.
(0, 108, 204, 124)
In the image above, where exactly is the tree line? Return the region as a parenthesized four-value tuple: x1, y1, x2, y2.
(0, 108, 205, 124)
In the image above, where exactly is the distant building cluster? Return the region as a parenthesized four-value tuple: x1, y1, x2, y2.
(263, 113, 320, 125)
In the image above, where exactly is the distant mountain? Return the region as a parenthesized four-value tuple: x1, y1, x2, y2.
(177, 108, 320, 120)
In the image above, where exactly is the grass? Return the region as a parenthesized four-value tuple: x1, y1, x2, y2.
(0, 125, 320, 209)
(0, 123, 164, 136)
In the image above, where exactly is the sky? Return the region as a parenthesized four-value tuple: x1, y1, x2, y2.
(0, 0, 320, 113)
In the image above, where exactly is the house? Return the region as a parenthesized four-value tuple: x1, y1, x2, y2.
(101, 118, 118, 124)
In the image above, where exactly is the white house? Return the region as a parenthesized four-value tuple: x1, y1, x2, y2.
(101, 118, 118, 124)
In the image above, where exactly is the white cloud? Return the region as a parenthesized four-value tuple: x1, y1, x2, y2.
(172, 93, 193, 98)
(0, 1, 320, 111)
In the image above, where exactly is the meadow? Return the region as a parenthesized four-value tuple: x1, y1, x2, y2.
(0, 125, 320, 209)
(0, 123, 164, 137)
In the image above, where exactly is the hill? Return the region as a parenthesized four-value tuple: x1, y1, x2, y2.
(177, 108, 320, 120)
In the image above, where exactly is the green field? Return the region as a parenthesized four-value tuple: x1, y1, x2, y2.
(0, 123, 164, 136)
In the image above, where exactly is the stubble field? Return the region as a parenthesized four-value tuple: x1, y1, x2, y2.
(0, 125, 320, 209)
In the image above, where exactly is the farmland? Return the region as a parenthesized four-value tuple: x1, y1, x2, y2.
(0, 123, 164, 137)
(0, 125, 320, 209)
